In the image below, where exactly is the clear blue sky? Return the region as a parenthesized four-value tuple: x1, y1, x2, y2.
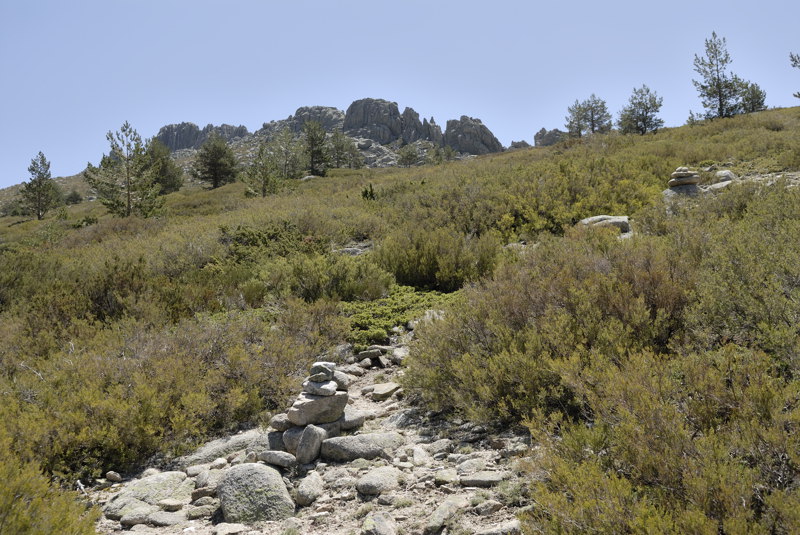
(1, 0, 798, 188)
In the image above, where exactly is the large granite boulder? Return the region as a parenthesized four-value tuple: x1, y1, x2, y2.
(176, 429, 273, 468)
(444, 116, 503, 155)
(344, 98, 403, 144)
(216, 464, 294, 523)
(104, 471, 194, 520)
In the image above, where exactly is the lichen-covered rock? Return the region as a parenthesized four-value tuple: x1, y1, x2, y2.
(104, 471, 193, 520)
(362, 511, 398, 535)
(296, 470, 325, 506)
(178, 429, 274, 468)
(356, 466, 401, 495)
(216, 464, 294, 523)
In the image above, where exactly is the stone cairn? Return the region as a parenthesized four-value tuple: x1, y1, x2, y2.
(668, 166, 701, 188)
(266, 361, 365, 466)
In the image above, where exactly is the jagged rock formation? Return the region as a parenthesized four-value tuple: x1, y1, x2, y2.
(534, 127, 565, 147)
(509, 140, 531, 150)
(444, 116, 503, 155)
(343, 98, 404, 145)
(155, 123, 249, 151)
(258, 106, 345, 138)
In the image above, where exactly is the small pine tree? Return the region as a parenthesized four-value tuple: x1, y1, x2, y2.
(739, 81, 767, 113)
(145, 139, 183, 194)
(244, 142, 280, 197)
(789, 52, 799, 98)
(617, 85, 664, 135)
(20, 151, 60, 220)
(693, 32, 742, 119)
(84, 122, 163, 217)
(191, 133, 238, 188)
(302, 121, 329, 176)
(397, 144, 418, 167)
(566, 95, 611, 138)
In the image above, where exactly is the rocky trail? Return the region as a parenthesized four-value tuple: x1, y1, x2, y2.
(90, 334, 530, 535)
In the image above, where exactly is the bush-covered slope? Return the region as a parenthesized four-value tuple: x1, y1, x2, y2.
(0, 107, 797, 531)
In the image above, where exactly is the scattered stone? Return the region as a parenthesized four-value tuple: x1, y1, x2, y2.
(296, 424, 327, 465)
(424, 495, 470, 535)
(157, 498, 184, 512)
(119, 506, 158, 527)
(321, 432, 405, 462)
(434, 468, 460, 486)
(412, 445, 432, 466)
(191, 487, 216, 501)
(358, 358, 374, 368)
(356, 466, 401, 495)
(216, 464, 294, 523)
(362, 511, 398, 535)
(106, 471, 123, 482)
(358, 349, 383, 360)
(460, 470, 511, 487)
(425, 439, 454, 455)
(296, 470, 325, 506)
(147, 510, 187, 527)
(475, 519, 522, 535)
(187, 503, 218, 519)
(456, 457, 486, 475)
(389, 347, 409, 365)
(213, 523, 249, 535)
(341, 364, 366, 376)
(269, 413, 292, 432)
(716, 169, 736, 182)
(316, 419, 342, 438)
(193, 496, 218, 507)
(287, 391, 349, 426)
(474, 499, 503, 516)
(258, 450, 297, 468)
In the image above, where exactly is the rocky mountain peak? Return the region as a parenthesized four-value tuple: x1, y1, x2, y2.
(444, 116, 503, 155)
(154, 122, 249, 152)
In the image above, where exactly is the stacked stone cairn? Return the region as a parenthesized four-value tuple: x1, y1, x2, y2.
(669, 166, 701, 187)
(266, 361, 365, 466)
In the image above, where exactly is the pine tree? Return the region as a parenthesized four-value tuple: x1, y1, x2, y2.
(790, 52, 800, 99)
(270, 127, 305, 179)
(693, 32, 742, 119)
(84, 122, 162, 217)
(566, 95, 611, 138)
(20, 151, 60, 220)
(191, 133, 238, 188)
(244, 142, 280, 197)
(145, 139, 183, 194)
(739, 81, 767, 113)
(303, 121, 329, 176)
(617, 85, 664, 135)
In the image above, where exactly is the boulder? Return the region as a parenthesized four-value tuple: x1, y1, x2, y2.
(476, 519, 522, 535)
(579, 215, 630, 233)
(296, 470, 325, 506)
(287, 391, 349, 426)
(321, 432, 405, 462)
(216, 464, 294, 523)
(269, 413, 292, 432)
(339, 407, 367, 431)
(104, 471, 193, 520)
(296, 424, 327, 465)
(459, 470, 511, 487)
(356, 466, 401, 495)
(196, 469, 225, 491)
(444, 116, 503, 155)
(147, 510, 187, 527)
(332, 370, 355, 390)
(283, 426, 305, 454)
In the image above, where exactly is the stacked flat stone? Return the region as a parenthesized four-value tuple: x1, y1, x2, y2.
(266, 361, 364, 466)
(668, 166, 700, 188)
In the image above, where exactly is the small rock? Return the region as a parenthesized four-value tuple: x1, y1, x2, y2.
(258, 450, 297, 468)
(475, 519, 522, 535)
(357, 466, 401, 495)
(185, 463, 209, 477)
(424, 495, 470, 535)
(357, 349, 383, 360)
(217, 464, 294, 522)
(321, 432, 405, 462)
(310, 361, 336, 380)
(456, 458, 486, 475)
(296, 470, 325, 506)
(147, 510, 187, 526)
(716, 169, 736, 182)
(157, 498, 184, 512)
(196, 468, 225, 490)
(339, 407, 366, 431)
(213, 523, 249, 535)
(371, 382, 401, 401)
(187, 503, 218, 519)
(106, 471, 123, 482)
(287, 391, 349, 426)
(283, 426, 304, 454)
(141, 468, 160, 477)
(425, 439, 453, 455)
(474, 499, 503, 516)
(375, 355, 392, 368)
(358, 358, 373, 368)
(341, 364, 366, 377)
(460, 470, 511, 487)
(412, 446, 432, 466)
(332, 370, 355, 390)
(210, 457, 228, 470)
(362, 511, 398, 535)
(434, 468, 460, 486)
(193, 496, 218, 507)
